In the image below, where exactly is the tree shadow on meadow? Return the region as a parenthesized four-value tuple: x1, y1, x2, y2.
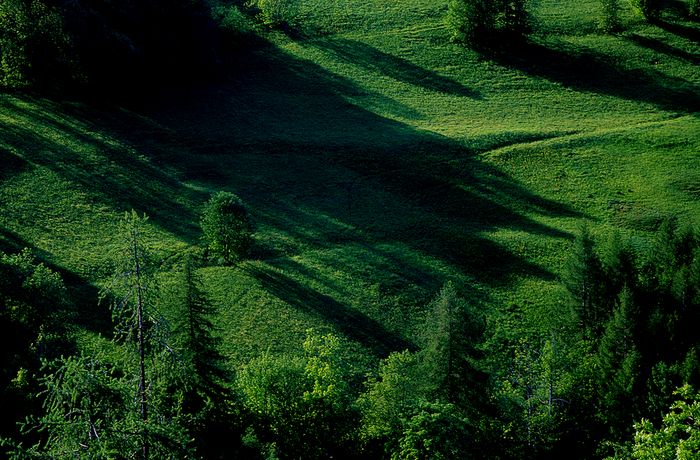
(0, 97, 206, 242)
(244, 263, 415, 356)
(487, 38, 700, 114)
(1, 38, 584, 352)
(139, 41, 582, 284)
(308, 37, 482, 99)
(625, 33, 700, 65)
(0, 224, 111, 334)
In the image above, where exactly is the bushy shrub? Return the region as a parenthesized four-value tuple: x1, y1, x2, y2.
(447, 0, 496, 45)
(447, 0, 531, 48)
(497, 0, 532, 39)
(629, 0, 662, 21)
(256, 0, 300, 29)
(201, 191, 254, 265)
(690, 0, 700, 20)
(600, 0, 622, 33)
(214, 4, 253, 39)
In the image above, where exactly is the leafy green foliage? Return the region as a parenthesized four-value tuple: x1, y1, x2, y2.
(238, 330, 357, 458)
(393, 401, 471, 460)
(201, 192, 254, 265)
(0, 0, 73, 89)
(492, 335, 576, 455)
(690, 0, 700, 19)
(0, 249, 68, 441)
(358, 350, 428, 444)
(446, 0, 496, 46)
(256, 0, 300, 29)
(629, 0, 662, 21)
(600, 0, 622, 32)
(213, 3, 254, 46)
(358, 295, 482, 460)
(606, 385, 700, 460)
(447, 0, 531, 47)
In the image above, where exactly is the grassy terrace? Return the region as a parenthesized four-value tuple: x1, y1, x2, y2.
(0, 0, 698, 365)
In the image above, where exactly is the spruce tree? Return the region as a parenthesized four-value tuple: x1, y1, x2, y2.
(563, 226, 607, 337)
(420, 282, 485, 412)
(168, 255, 235, 458)
(596, 288, 641, 431)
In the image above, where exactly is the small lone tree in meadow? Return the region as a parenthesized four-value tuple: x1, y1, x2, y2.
(447, 0, 531, 48)
(201, 191, 254, 265)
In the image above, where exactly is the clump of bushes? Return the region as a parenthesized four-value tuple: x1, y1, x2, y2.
(600, 0, 622, 33)
(201, 191, 254, 265)
(255, 0, 300, 30)
(447, 0, 532, 48)
(629, 0, 662, 21)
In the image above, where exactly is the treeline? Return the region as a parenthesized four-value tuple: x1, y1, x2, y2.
(4, 0, 699, 94)
(1, 189, 699, 458)
(447, 0, 700, 46)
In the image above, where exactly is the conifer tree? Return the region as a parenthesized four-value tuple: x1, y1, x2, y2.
(168, 254, 235, 458)
(7, 212, 191, 459)
(111, 211, 152, 460)
(104, 211, 191, 459)
(563, 226, 607, 336)
(596, 288, 641, 430)
(420, 282, 485, 412)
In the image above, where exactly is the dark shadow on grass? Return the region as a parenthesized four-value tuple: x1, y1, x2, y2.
(0, 149, 29, 180)
(625, 33, 700, 64)
(657, 18, 700, 43)
(245, 264, 416, 356)
(2, 39, 585, 352)
(0, 226, 111, 334)
(309, 38, 482, 99)
(486, 39, 700, 114)
(0, 226, 30, 254)
(139, 42, 581, 288)
(0, 97, 206, 242)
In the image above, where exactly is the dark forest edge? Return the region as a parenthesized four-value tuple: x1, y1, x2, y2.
(3, 0, 698, 99)
(0, 0, 258, 99)
(1, 205, 699, 458)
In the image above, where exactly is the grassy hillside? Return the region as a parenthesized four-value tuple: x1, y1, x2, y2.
(1, 0, 699, 373)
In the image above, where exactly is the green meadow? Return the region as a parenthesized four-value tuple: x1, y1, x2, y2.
(0, 0, 699, 455)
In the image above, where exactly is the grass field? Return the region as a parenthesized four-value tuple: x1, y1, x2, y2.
(0, 0, 699, 366)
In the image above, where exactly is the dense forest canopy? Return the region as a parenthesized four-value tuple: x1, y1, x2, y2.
(0, 0, 699, 458)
